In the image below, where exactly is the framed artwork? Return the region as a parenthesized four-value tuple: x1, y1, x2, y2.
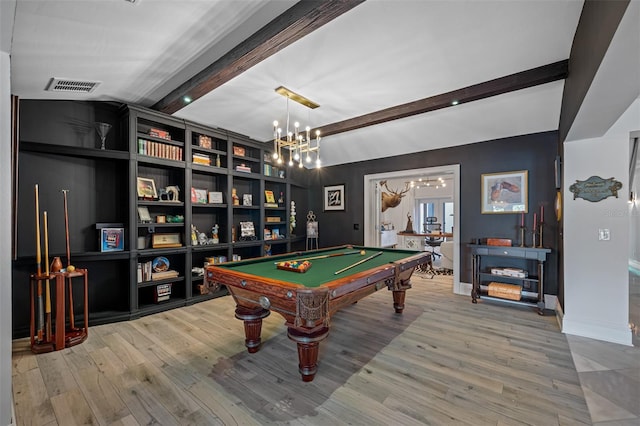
(324, 184, 345, 211)
(137, 206, 152, 222)
(137, 177, 157, 199)
(481, 170, 528, 214)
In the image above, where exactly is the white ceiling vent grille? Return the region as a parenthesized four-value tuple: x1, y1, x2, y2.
(46, 78, 101, 93)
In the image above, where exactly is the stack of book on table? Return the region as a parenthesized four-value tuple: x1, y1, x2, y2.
(490, 267, 528, 278)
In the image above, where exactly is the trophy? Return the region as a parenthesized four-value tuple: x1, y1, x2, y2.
(95, 122, 112, 150)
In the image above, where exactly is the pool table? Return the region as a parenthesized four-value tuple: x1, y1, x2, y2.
(205, 245, 430, 382)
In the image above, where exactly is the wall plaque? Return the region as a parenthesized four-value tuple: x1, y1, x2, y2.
(569, 176, 622, 202)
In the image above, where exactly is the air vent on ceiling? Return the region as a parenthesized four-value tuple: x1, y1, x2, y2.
(46, 78, 101, 93)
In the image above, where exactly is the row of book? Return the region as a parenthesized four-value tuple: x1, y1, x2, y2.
(264, 228, 285, 240)
(137, 261, 179, 283)
(138, 138, 183, 161)
(264, 163, 285, 178)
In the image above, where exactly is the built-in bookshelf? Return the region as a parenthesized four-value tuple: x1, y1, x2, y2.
(11, 100, 308, 337)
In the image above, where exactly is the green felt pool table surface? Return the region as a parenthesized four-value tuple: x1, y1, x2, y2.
(213, 246, 418, 287)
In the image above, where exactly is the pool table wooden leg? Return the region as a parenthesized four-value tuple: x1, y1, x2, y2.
(392, 290, 406, 313)
(235, 306, 270, 353)
(287, 326, 329, 382)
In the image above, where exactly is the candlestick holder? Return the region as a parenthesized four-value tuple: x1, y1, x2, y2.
(519, 226, 526, 247)
(531, 228, 537, 248)
(537, 221, 544, 248)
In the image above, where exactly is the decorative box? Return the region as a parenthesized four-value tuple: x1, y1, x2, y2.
(487, 282, 521, 300)
(484, 238, 512, 246)
(154, 283, 172, 303)
(96, 223, 124, 252)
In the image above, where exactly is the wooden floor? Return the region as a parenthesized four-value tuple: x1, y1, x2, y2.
(12, 273, 592, 425)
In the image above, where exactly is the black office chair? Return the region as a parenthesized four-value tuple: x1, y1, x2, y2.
(423, 217, 443, 278)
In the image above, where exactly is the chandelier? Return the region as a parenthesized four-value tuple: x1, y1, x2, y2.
(410, 177, 447, 189)
(272, 86, 321, 168)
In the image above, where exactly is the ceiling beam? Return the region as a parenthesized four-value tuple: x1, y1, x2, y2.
(313, 60, 569, 137)
(152, 0, 365, 115)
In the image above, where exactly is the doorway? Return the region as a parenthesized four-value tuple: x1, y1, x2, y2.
(363, 164, 463, 295)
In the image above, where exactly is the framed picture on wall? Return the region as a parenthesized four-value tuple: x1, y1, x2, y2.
(481, 170, 528, 214)
(324, 184, 345, 211)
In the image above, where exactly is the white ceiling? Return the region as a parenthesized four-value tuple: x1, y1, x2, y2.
(8, 0, 587, 167)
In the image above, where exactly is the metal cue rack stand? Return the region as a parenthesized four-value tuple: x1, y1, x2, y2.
(30, 269, 89, 353)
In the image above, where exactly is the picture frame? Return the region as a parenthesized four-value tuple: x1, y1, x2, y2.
(190, 187, 208, 204)
(324, 184, 345, 211)
(137, 177, 157, 199)
(208, 191, 223, 204)
(481, 170, 528, 214)
(198, 135, 212, 149)
(243, 194, 252, 206)
(306, 221, 318, 237)
(233, 145, 246, 156)
(137, 206, 152, 223)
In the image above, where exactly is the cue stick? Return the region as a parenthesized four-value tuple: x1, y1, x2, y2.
(62, 189, 75, 329)
(274, 250, 362, 264)
(62, 189, 71, 267)
(34, 185, 44, 343)
(334, 251, 384, 275)
(43, 211, 52, 343)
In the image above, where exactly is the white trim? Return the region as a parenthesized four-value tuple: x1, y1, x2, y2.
(364, 164, 462, 294)
(562, 316, 633, 346)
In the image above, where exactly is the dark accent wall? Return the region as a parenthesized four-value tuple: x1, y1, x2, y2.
(308, 131, 560, 295)
(558, 0, 629, 142)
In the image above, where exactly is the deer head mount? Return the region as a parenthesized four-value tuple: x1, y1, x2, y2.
(380, 180, 410, 212)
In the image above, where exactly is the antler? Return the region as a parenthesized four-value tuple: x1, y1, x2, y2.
(380, 180, 410, 195)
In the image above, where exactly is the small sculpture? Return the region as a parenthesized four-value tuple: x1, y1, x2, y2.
(198, 232, 208, 246)
(404, 213, 414, 233)
(191, 224, 198, 246)
(290, 200, 296, 235)
(165, 186, 180, 202)
(232, 188, 239, 205)
(211, 224, 219, 244)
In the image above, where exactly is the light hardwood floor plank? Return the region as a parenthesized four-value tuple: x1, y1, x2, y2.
(12, 275, 594, 425)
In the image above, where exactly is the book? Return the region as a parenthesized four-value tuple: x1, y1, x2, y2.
(265, 190, 276, 204)
(192, 153, 211, 165)
(152, 270, 179, 281)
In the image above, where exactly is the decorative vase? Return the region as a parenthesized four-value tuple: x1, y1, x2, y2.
(50, 256, 63, 272)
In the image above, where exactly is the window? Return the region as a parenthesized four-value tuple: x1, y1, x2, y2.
(416, 198, 453, 233)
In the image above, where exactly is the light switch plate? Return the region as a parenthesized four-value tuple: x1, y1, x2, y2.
(598, 228, 610, 241)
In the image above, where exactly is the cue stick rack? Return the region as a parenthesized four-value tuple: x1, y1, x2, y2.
(29, 269, 89, 353)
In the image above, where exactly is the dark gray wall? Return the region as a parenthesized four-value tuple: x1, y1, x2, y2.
(307, 131, 560, 294)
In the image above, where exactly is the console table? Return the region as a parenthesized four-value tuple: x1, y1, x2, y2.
(469, 245, 550, 315)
